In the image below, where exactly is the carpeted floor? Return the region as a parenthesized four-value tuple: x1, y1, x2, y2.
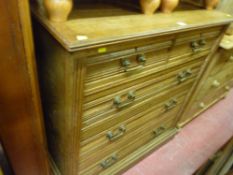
(123, 90, 233, 175)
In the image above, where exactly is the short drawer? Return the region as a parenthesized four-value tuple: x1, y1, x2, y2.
(82, 58, 203, 126)
(81, 78, 195, 142)
(79, 104, 181, 175)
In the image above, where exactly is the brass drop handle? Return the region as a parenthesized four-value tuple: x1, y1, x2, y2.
(106, 125, 126, 141)
(113, 91, 136, 109)
(153, 126, 166, 137)
(100, 154, 118, 169)
(165, 99, 178, 111)
(177, 69, 192, 83)
(121, 54, 146, 72)
(212, 80, 221, 88)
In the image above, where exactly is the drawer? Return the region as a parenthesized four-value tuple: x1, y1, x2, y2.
(79, 105, 181, 175)
(81, 79, 195, 142)
(202, 65, 233, 99)
(185, 71, 233, 118)
(86, 45, 170, 83)
(169, 30, 219, 60)
(82, 58, 203, 126)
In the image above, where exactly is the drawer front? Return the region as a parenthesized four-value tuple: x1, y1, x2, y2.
(82, 58, 203, 127)
(81, 65, 200, 142)
(184, 70, 233, 119)
(79, 104, 181, 175)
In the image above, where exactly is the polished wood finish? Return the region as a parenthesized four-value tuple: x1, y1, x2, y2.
(0, 0, 50, 175)
(32, 3, 233, 175)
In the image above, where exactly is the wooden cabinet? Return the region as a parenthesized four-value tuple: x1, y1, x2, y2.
(31, 2, 233, 175)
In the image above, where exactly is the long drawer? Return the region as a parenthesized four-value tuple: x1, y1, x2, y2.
(80, 58, 204, 141)
(79, 100, 183, 175)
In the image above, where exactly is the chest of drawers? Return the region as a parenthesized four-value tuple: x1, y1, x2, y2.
(32, 3, 233, 175)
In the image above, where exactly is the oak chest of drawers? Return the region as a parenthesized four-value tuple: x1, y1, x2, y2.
(32, 3, 233, 175)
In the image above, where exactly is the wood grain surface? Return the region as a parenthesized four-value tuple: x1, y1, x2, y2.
(0, 0, 50, 175)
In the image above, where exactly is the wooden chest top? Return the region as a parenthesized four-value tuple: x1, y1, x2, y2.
(32, 4, 233, 52)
